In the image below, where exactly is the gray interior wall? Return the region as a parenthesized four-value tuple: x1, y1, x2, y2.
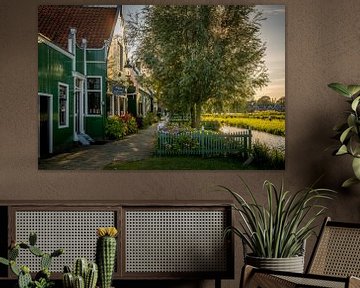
(1, 0, 360, 287)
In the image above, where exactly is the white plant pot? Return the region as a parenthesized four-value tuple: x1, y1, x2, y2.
(245, 254, 305, 273)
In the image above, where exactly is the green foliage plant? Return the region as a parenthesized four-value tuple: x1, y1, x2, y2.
(164, 133, 200, 152)
(200, 120, 221, 131)
(121, 113, 138, 134)
(105, 116, 126, 140)
(0, 232, 63, 288)
(222, 179, 335, 258)
(328, 83, 360, 187)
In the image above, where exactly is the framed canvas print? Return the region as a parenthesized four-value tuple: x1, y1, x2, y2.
(38, 5, 285, 170)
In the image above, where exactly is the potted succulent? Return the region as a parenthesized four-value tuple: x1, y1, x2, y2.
(328, 83, 360, 187)
(222, 179, 334, 273)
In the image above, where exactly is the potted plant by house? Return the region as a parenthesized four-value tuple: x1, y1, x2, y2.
(328, 83, 360, 187)
(222, 179, 334, 273)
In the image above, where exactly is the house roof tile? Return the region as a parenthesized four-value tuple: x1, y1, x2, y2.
(38, 5, 118, 50)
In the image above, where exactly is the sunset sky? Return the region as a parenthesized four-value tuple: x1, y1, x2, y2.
(255, 5, 285, 100)
(122, 5, 285, 100)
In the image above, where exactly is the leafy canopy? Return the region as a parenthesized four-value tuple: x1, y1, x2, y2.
(126, 5, 269, 127)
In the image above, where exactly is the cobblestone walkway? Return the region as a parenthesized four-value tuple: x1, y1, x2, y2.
(38, 125, 157, 170)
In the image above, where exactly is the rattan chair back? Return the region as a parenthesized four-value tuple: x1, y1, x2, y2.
(307, 217, 360, 278)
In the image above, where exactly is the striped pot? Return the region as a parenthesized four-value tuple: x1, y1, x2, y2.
(245, 254, 305, 273)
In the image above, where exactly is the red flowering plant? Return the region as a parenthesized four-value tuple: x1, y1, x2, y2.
(121, 113, 138, 135)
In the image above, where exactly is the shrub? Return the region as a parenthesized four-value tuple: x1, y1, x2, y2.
(251, 140, 285, 169)
(201, 120, 221, 131)
(121, 113, 138, 135)
(127, 117, 138, 134)
(164, 133, 200, 152)
(137, 112, 159, 129)
(105, 116, 126, 140)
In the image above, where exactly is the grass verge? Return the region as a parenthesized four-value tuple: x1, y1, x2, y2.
(104, 156, 252, 170)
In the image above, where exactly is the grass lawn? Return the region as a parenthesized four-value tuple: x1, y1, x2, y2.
(103, 155, 253, 170)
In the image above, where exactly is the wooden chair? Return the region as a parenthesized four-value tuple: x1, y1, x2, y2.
(241, 217, 360, 288)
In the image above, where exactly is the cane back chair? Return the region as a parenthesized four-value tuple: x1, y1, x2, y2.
(241, 217, 360, 288)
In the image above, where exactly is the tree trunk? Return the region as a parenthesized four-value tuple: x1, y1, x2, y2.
(195, 102, 202, 129)
(190, 104, 196, 128)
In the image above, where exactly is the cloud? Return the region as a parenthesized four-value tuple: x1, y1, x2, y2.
(257, 5, 285, 16)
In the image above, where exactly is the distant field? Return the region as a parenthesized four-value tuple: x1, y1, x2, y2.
(202, 111, 285, 136)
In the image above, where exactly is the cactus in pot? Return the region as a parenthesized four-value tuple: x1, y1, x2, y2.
(73, 275, 85, 288)
(96, 227, 118, 288)
(85, 262, 98, 288)
(62, 259, 98, 288)
(74, 258, 88, 280)
(0, 232, 63, 288)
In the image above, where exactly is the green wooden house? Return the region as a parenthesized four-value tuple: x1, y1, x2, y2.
(38, 5, 120, 157)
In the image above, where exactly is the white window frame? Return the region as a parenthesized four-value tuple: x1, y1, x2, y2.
(58, 82, 69, 128)
(86, 76, 102, 116)
(73, 75, 86, 138)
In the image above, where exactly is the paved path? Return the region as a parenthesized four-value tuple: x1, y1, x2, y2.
(39, 125, 157, 170)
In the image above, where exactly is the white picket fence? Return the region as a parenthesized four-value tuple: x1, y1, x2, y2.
(156, 130, 252, 157)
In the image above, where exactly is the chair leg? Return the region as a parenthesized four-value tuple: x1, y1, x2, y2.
(215, 278, 221, 288)
(240, 265, 296, 288)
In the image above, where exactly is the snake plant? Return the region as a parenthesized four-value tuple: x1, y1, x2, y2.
(328, 83, 360, 187)
(222, 179, 335, 258)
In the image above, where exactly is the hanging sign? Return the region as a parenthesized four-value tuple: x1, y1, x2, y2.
(112, 85, 125, 96)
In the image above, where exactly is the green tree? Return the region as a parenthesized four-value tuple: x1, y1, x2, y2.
(257, 95, 272, 105)
(126, 5, 269, 128)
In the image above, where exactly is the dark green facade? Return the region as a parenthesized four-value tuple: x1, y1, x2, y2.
(38, 42, 74, 154)
(38, 36, 108, 156)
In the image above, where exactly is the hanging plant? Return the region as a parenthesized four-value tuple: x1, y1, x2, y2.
(328, 83, 360, 187)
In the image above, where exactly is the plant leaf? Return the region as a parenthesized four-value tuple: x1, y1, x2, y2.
(352, 157, 360, 179)
(349, 135, 360, 156)
(351, 96, 360, 111)
(342, 177, 360, 188)
(347, 114, 356, 128)
(328, 83, 352, 97)
(0, 257, 9, 266)
(347, 85, 360, 96)
(340, 126, 353, 143)
(336, 144, 348, 155)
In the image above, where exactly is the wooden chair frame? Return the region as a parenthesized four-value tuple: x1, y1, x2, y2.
(241, 217, 360, 288)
